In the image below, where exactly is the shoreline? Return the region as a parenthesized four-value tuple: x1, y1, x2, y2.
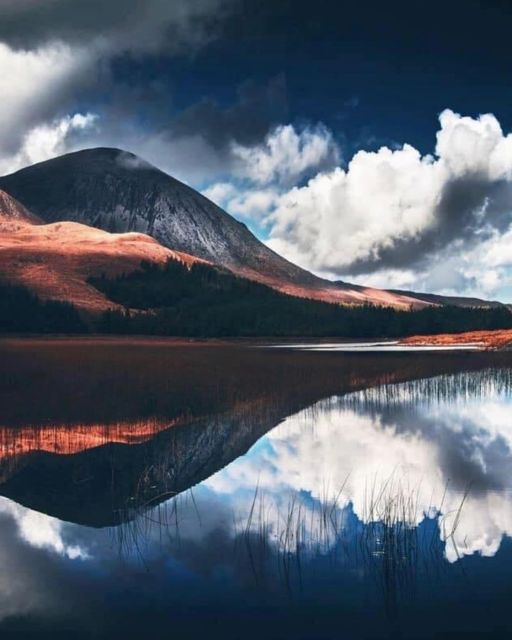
(1, 330, 512, 350)
(399, 329, 512, 351)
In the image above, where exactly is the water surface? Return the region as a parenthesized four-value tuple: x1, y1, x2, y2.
(0, 339, 511, 639)
(265, 340, 483, 351)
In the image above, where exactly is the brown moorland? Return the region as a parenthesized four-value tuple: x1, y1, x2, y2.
(0, 190, 205, 312)
(401, 329, 512, 350)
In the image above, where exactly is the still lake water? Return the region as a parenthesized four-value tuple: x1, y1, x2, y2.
(264, 341, 483, 351)
(1, 339, 512, 639)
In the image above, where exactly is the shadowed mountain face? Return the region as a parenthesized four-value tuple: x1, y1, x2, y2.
(0, 149, 320, 286)
(0, 148, 434, 309)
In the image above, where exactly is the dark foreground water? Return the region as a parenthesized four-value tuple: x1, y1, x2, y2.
(1, 339, 512, 639)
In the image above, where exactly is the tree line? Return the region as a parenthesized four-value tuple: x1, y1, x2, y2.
(0, 283, 85, 333)
(2, 259, 511, 337)
(89, 260, 512, 338)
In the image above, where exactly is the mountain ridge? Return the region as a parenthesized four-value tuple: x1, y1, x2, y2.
(0, 148, 430, 309)
(0, 147, 504, 310)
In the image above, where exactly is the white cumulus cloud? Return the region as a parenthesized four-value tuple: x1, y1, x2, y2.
(267, 110, 512, 279)
(203, 109, 512, 298)
(231, 123, 340, 185)
(0, 1, 237, 179)
(0, 113, 98, 175)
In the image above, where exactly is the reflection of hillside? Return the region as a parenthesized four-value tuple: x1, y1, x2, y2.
(2, 338, 511, 429)
(0, 339, 511, 527)
(0, 419, 173, 460)
(0, 401, 295, 526)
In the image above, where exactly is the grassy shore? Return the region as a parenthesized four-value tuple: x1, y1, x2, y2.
(400, 328, 512, 350)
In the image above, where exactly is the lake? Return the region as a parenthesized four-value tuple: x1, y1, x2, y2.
(1, 337, 512, 639)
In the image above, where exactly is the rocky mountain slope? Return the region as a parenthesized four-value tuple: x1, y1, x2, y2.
(0, 148, 434, 309)
(0, 189, 202, 312)
(0, 189, 42, 228)
(1, 147, 505, 310)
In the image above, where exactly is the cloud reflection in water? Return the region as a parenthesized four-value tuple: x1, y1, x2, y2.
(204, 370, 512, 563)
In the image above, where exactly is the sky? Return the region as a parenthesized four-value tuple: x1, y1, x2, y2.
(2, 0, 512, 300)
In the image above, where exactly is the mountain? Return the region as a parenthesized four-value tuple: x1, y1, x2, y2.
(0, 188, 202, 312)
(0, 148, 430, 309)
(0, 189, 41, 228)
(1, 147, 506, 311)
(3, 185, 508, 338)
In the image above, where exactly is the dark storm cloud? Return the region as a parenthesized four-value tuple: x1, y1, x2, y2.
(59, 74, 290, 184)
(171, 75, 288, 149)
(0, 0, 236, 54)
(346, 174, 512, 276)
(95, 73, 288, 150)
(0, 508, 76, 622)
(0, 0, 246, 177)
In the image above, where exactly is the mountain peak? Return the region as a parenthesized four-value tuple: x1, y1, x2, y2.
(6, 147, 158, 176)
(0, 148, 327, 289)
(0, 189, 41, 226)
(0, 150, 453, 310)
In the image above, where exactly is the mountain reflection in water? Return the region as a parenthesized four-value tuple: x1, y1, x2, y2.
(1, 340, 512, 639)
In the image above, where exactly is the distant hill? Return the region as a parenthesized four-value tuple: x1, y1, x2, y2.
(90, 260, 512, 338)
